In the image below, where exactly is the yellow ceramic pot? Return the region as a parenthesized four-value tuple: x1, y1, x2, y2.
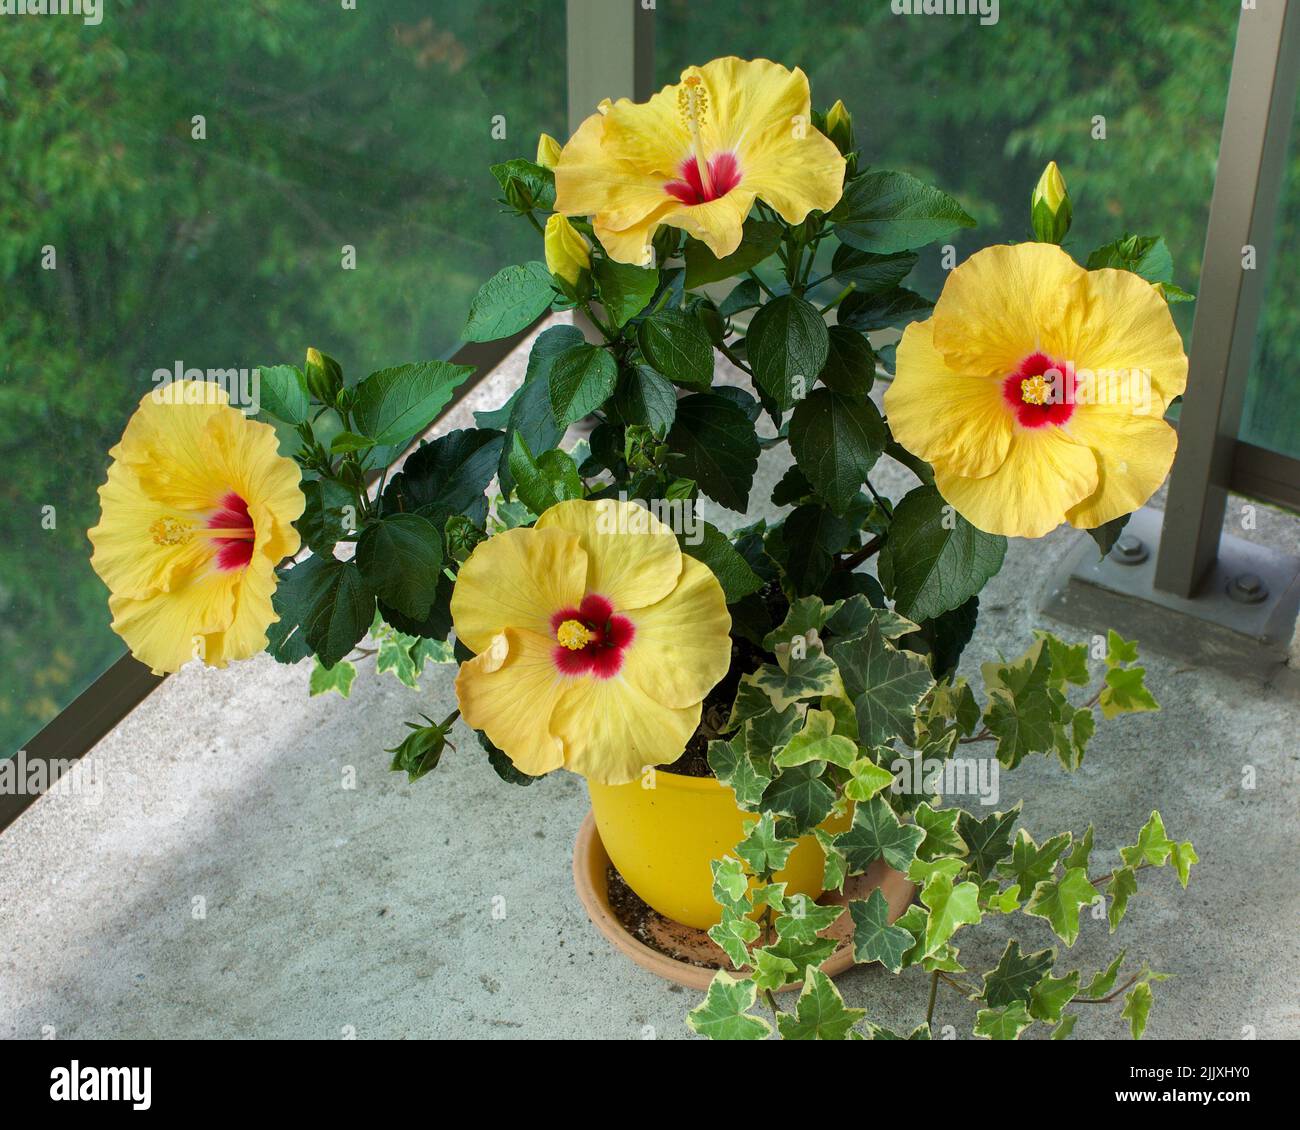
(588, 769, 852, 930)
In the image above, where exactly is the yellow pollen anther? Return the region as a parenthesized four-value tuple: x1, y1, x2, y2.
(557, 619, 594, 651)
(149, 516, 194, 546)
(1020, 374, 1051, 406)
(678, 73, 714, 198)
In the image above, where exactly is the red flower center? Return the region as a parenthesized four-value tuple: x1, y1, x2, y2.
(1002, 352, 1076, 428)
(551, 594, 635, 679)
(665, 151, 742, 205)
(207, 491, 256, 571)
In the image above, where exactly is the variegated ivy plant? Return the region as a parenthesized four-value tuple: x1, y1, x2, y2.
(686, 597, 1196, 1042)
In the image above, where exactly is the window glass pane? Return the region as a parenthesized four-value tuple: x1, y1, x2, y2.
(0, 1, 565, 758)
(657, 0, 1236, 355)
(1241, 85, 1300, 459)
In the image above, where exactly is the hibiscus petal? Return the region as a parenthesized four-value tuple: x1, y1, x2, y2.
(1064, 410, 1178, 529)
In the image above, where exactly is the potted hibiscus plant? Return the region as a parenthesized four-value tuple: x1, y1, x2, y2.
(88, 57, 1197, 1040)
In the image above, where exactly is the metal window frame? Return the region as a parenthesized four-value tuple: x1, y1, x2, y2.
(0, 326, 536, 835)
(1156, 0, 1300, 597)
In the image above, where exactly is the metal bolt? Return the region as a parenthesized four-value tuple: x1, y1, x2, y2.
(1227, 572, 1268, 604)
(1111, 534, 1148, 565)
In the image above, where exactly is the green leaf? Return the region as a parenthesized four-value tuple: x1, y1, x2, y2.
(1105, 629, 1141, 667)
(745, 294, 829, 417)
(1087, 514, 1130, 557)
(490, 157, 555, 209)
(613, 364, 677, 434)
(708, 907, 761, 969)
(683, 218, 782, 287)
(773, 896, 844, 945)
(760, 762, 836, 835)
(329, 431, 374, 454)
(844, 756, 895, 803)
(668, 392, 760, 512)
(1120, 811, 1175, 868)
(830, 621, 935, 747)
(507, 434, 583, 514)
(710, 856, 751, 909)
(776, 967, 865, 1040)
(309, 656, 356, 698)
(744, 703, 803, 762)
(752, 650, 838, 711)
(1065, 824, 1095, 872)
(708, 735, 772, 810)
(736, 811, 798, 875)
(1107, 865, 1139, 931)
(830, 169, 975, 253)
(769, 504, 854, 596)
(982, 643, 1058, 769)
(1086, 233, 1174, 284)
(957, 804, 1022, 879)
(387, 722, 448, 782)
(720, 277, 763, 316)
(352, 361, 475, 448)
(297, 478, 357, 555)
(682, 521, 762, 603)
(998, 828, 1071, 896)
(789, 388, 887, 515)
(879, 486, 1006, 622)
(1099, 665, 1159, 719)
(919, 872, 982, 954)
(462, 261, 554, 342)
(638, 308, 714, 389)
(382, 427, 505, 523)
(775, 709, 858, 770)
(355, 513, 443, 621)
(816, 829, 848, 891)
(830, 245, 919, 292)
(973, 1002, 1033, 1041)
(1170, 840, 1198, 888)
(817, 324, 877, 397)
(826, 595, 918, 642)
(838, 795, 926, 874)
(982, 940, 1055, 1008)
(256, 364, 310, 424)
(1037, 630, 1092, 687)
(547, 341, 618, 427)
(913, 801, 965, 861)
(1030, 971, 1081, 1023)
(837, 286, 933, 332)
(592, 257, 658, 326)
(751, 947, 800, 993)
(686, 972, 773, 1041)
(1025, 867, 1100, 947)
(1082, 951, 1127, 999)
(849, 888, 913, 972)
(1122, 981, 1154, 1039)
(274, 556, 375, 668)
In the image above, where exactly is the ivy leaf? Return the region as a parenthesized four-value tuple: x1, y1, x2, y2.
(981, 940, 1055, 1007)
(849, 888, 913, 972)
(1025, 867, 1100, 947)
(957, 803, 1022, 879)
(1120, 811, 1175, 868)
(686, 972, 773, 1041)
(831, 620, 935, 747)
(815, 829, 848, 891)
(998, 829, 1072, 900)
(774, 896, 844, 945)
(1122, 981, 1154, 1039)
(788, 388, 887, 515)
(913, 801, 966, 861)
(1170, 841, 1199, 888)
(1065, 824, 1095, 872)
(829, 169, 975, 253)
(844, 756, 895, 803)
(1082, 951, 1127, 999)
(973, 1002, 1034, 1041)
(708, 735, 772, 811)
(355, 513, 443, 621)
(352, 361, 476, 448)
(592, 257, 658, 327)
(775, 709, 858, 770)
(736, 811, 798, 875)
(1099, 665, 1160, 719)
(752, 947, 800, 993)
(1030, 971, 1081, 1024)
(710, 856, 751, 911)
(776, 968, 866, 1040)
(879, 486, 1007, 622)
(668, 392, 760, 512)
(826, 595, 918, 642)
(638, 308, 714, 389)
(1107, 866, 1139, 932)
(548, 342, 618, 427)
(708, 907, 761, 969)
(462, 261, 554, 342)
(744, 704, 805, 763)
(920, 872, 982, 954)
(309, 656, 356, 698)
(760, 762, 836, 835)
(752, 650, 839, 711)
(745, 294, 829, 418)
(981, 882, 1022, 914)
(755, 934, 837, 981)
(837, 794, 926, 874)
(1036, 630, 1092, 687)
(763, 596, 843, 652)
(982, 643, 1058, 769)
(274, 556, 375, 668)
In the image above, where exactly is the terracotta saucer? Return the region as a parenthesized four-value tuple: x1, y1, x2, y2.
(573, 810, 916, 991)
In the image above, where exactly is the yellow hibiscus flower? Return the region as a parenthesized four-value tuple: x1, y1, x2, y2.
(89, 381, 305, 674)
(451, 499, 732, 785)
(554, 56, 846, 266)
(883, 242, 1189, 539)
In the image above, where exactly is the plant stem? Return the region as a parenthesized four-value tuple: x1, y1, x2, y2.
(836, 536, 883, 571)
(925, 970, 940, 1028)
(717, 341, 753, 375)
(746, 269, 777, 298)
(819, 282, 855, 315)
(1069, 974, 1141, 1005)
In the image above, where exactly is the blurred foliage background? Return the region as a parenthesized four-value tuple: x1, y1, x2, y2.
(1, 0, 1294, 757)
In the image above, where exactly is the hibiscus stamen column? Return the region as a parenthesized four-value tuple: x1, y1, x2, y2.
(679, 74, 716, 200)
